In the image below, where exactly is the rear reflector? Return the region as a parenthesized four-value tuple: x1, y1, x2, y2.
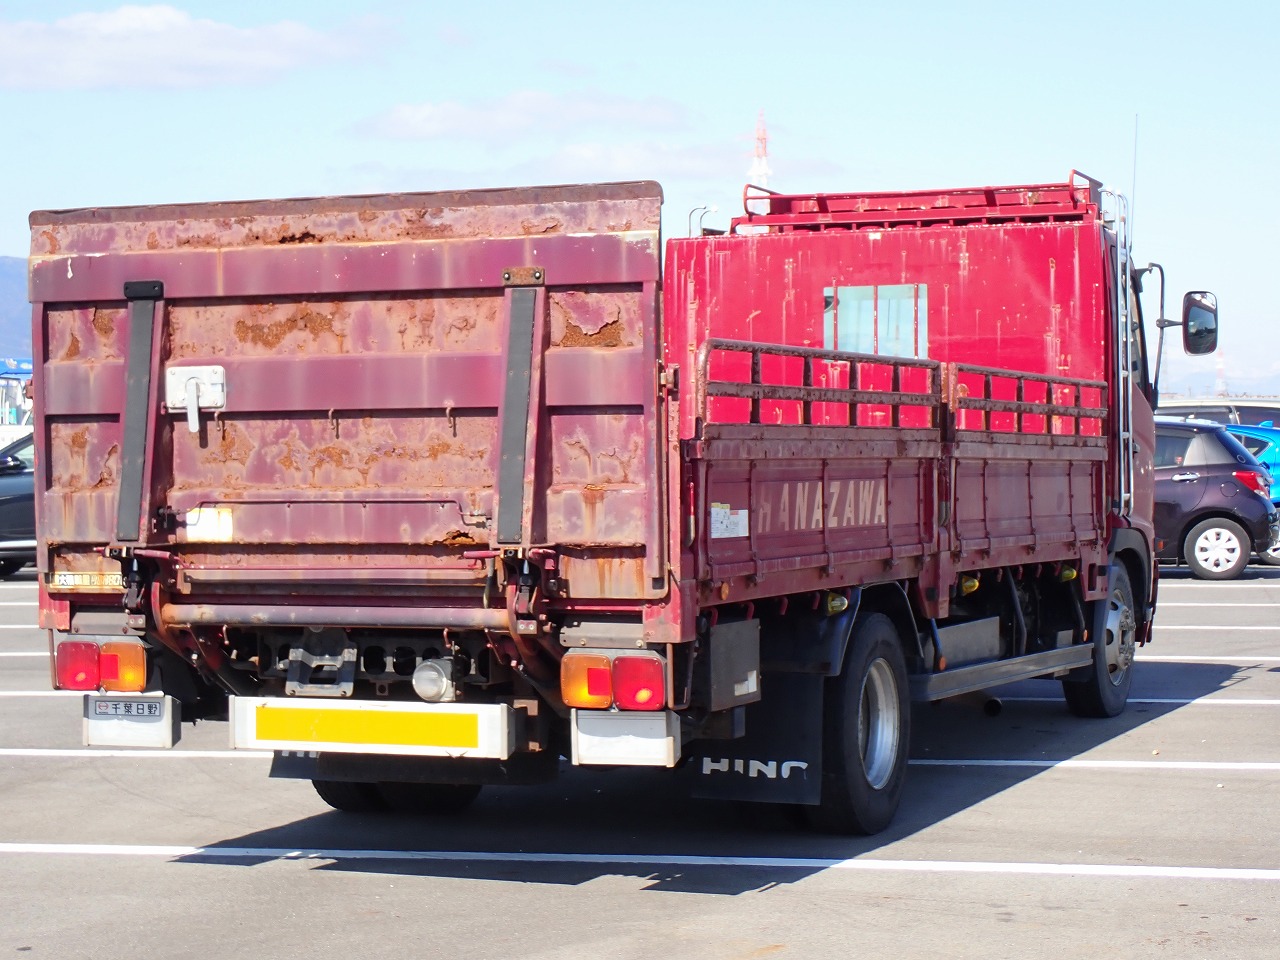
(101, 641, 147, 693)
(611, 656, 666, 711)
(55, 641, 101, 691)
(561, 653, 613, 710)
(55, 639, 147, 692)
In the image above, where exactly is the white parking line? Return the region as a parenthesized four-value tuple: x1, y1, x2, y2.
(1154, 625, 1280, 631)
(913, 759, 1280, 771)
(1000, 697, 1280, 707)
(0, 652, 45, 657)
(0, 748, 269, 759)
(0, 748, 1273, 772)
(1139, 655, 1280, 662)
(1159, 602, 1280, 607)
(0, 842, 1274, 881)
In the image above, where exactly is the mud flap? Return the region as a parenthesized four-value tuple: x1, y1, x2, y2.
(684, 671, 824, 805)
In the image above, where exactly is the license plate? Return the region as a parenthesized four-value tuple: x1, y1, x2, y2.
(83, 694, 181, 748)
(230, 697, 514, 759)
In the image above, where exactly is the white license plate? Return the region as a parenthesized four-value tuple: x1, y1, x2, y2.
(84, 695, 181, 748)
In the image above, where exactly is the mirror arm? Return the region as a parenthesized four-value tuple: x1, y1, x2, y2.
(1138, 263, 1169, 397)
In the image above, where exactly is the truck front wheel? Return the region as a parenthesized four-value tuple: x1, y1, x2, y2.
(1062, 562, 1135, 718)
(807, 613, 910, 835)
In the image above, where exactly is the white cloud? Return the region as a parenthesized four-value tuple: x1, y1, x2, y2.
(0, 5, 362, 89)
(366, 91, 690, 143)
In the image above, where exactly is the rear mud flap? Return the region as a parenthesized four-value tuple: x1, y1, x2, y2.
(684, 672, 824, 805)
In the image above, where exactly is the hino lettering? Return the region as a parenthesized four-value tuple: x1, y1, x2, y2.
(700, 758, 811, 779)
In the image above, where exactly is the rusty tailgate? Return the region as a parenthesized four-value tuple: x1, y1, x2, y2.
(30, 182, 666, 604)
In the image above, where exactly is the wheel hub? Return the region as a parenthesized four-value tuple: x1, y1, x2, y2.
(1193, 527, 1242, 572)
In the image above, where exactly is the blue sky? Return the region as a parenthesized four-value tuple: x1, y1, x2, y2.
(1, 1, 1274, 393)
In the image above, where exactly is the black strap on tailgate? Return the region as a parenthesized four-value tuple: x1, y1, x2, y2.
(116, 280, 164, 542)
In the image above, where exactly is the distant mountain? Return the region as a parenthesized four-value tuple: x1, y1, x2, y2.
(0, 257, 29, 359)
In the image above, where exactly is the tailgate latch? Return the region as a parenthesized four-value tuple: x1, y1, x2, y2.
(164, 365, 227, 433)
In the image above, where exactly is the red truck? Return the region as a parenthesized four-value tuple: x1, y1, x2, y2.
(29, 172, 1217, 833)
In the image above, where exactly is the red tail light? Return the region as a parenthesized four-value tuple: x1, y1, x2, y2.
(1233, 470, 1270, 497)
(55, 641, 101, 690)
(612, 656, 666, 711)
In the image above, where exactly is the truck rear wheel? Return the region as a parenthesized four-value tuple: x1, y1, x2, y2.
(807, 613, 910, 835)
(1062, 562, 1135, 718)
(377, 782, 482, 815)
(312, 779, 388, 813)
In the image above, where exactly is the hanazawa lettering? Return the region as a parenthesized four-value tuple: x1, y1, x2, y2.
(753, 478, 886, 534)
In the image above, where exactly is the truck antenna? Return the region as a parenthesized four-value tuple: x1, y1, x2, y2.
(1130, 113, 1139, 233)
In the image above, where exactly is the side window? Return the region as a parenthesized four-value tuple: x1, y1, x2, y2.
(823, 284, 928, 358)
(1231, 432, 1269, 458)
(1154, 432, 1192, 468)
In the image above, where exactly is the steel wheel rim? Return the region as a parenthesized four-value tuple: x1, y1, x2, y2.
(1103, 582, 1136, 686)
(858, 657, 900, 789)
(1193, 527, 1242, 571)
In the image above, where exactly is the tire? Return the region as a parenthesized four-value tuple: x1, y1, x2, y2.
(807, 613, 910, 835)
(0, 558, 25, 578)
(312, 779, 388, 813)
(377, 781, 482, 815)
(1258, 542, 1280, 567)
(1184, 517, 1249, 580)
(1063, 562, 1135, 718)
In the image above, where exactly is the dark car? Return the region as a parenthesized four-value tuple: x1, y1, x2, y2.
(0, 432, 34, 577)
(1154, 417, 1279, 579)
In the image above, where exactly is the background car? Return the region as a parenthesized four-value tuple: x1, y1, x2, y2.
(0, 431, 34, 577)
(1154, 417, 1279, 579)
(1157, 398, 1280, 426)
(1223, 422, 1280, 565)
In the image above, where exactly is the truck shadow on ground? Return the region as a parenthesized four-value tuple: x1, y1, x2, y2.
(177, 658, 1250, 895)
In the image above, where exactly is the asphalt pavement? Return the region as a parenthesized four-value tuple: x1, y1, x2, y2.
(2, 564, 1278, 959)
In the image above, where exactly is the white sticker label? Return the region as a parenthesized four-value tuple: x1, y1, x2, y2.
(710, 502, 749, 539)
(186, 506, 234, 543)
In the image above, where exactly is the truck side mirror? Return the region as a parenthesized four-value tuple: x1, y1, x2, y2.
(1182, 291, 1217, 355)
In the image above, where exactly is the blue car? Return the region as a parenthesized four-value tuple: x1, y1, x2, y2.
(1227, 423, 1280, 564)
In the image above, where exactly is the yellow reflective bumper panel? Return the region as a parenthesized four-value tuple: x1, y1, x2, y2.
(230, 697, 514, 759)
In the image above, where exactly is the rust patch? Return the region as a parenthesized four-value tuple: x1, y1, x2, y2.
(561, 318, 623, 348)
(62, 332, 81, 361)
(521, 217, 563, 235)
(91, 309, 115, 339)
(69, 430, 88, 452)
(146, 231, 159, 250)
(92, 444, 119, 488)
(278, 230, 320, 244)
(205, 425, 254, 466)
(40, 230, 60, 254)
(440, 529, 480, 547)
(582, 484, 606, 507)
(310, 444, 355, 471)
(234, 305, 337, 349)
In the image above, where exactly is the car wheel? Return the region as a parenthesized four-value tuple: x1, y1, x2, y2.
(1259, 542, 1280, 567)
(0, 559, 25, 578)
(1184, 517, 1250, 580)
